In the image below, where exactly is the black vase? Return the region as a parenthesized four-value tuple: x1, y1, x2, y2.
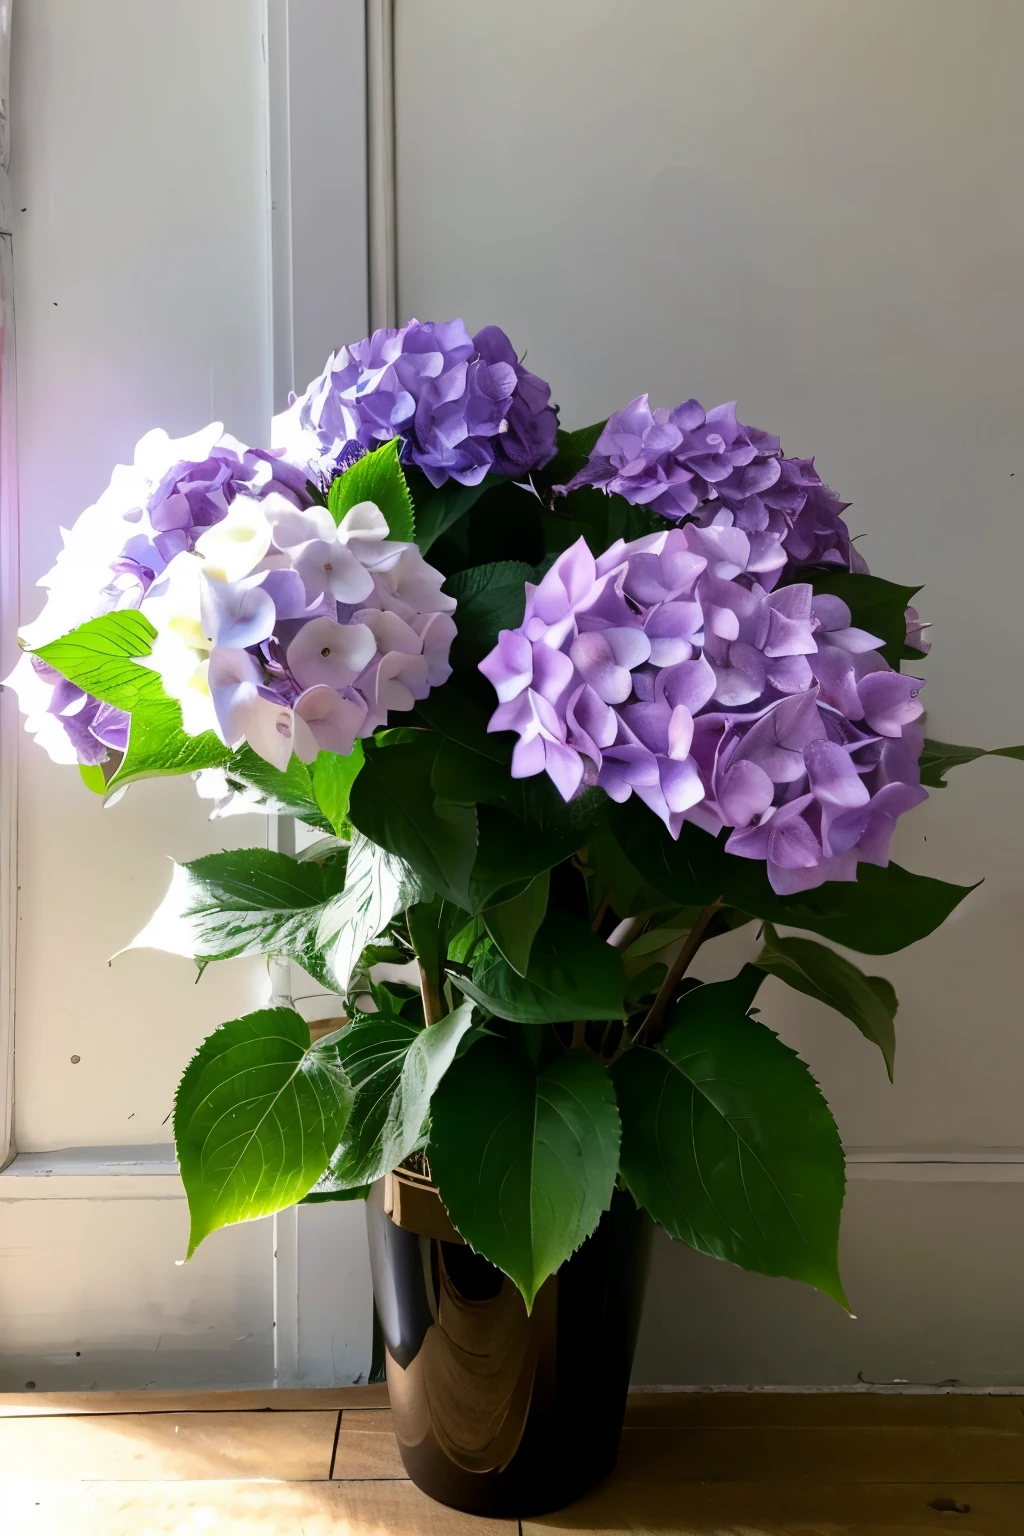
(365, 1177, 651, 1517)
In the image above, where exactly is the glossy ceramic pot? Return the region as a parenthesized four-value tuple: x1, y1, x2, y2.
(365, 1171, 651, 1517)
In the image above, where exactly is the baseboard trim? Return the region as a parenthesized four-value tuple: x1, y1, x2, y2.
(5, 1143, 1024, 1200)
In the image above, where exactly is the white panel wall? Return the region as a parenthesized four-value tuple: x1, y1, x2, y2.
(0, 0, 276, 1393)
(394, 0, 1024, 1383)
(10, 0, 273, 1151)
(0, 0, 374, 1395)
(0, 1196, 274, 1390)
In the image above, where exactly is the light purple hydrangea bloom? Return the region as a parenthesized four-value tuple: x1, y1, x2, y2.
(9, 424, 456, 774)
(274, 318, 558, 489)
(182, 495, 457, 769)
(557, 395, 852, 586)
(9, 424, 308, 766)
(479, 528, 926, 894)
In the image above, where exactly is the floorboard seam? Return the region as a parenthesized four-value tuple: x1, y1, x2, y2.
(327, 1410, 342, 1480)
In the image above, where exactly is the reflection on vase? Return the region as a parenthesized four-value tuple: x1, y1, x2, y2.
(366, 1180, 651, 1517)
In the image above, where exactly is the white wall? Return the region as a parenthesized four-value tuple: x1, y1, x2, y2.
(395, 0, 1024, 1383)
(11, 0, 274, 1151)
(5, 0, 1022, 1394)
(0, 0, 273, 1394)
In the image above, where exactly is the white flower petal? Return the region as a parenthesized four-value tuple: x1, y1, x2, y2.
(194, 497, 273, 582)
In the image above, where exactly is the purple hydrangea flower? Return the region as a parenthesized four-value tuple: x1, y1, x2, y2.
(10, 424, 457, 776)
(557, 395, 852, 585)
(274, 318, 558, 489)
(480, 526, 925, 894)
(9, 657, 130, 768)
(10, 424, 310, 767)
(119, 492, 457, 771)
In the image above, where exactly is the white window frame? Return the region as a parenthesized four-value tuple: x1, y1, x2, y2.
(264, 0, 389, 1386)
(0, 0, 392, 1387)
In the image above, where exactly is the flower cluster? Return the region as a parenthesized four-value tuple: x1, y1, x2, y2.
(140, 493, 455, 769)
(10, 424, 456, 771)
(10, 425, 309, 766)
(480, 529, 926, 893)
(558, 395, 853, 584)
(274, 318, 558, 489)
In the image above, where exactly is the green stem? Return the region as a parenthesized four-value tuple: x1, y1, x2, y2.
(636, 901, 721, 1047)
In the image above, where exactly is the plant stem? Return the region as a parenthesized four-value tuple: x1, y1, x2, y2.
(417, 959, 443, 1027)
(636, 901, 721, 1046)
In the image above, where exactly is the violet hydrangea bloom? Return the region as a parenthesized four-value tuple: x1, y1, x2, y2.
(9, 423, 457, 775)
(9, 659, 131, 768)
(273, 318, 558, 489)
(479, 528, 926, 894)
(8, 423, 310, 766)
(557, 395, 852, 585)
(133, 489, 455, 770)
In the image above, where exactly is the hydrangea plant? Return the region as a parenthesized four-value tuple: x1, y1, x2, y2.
(10, 319, 1021, 1311)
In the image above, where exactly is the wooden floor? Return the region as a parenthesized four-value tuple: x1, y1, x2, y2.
(0, 1386, 1022, 1533)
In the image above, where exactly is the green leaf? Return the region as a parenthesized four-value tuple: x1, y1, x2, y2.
(444, 561, 533, 669)
(431, 737, 513, 806)
(427, 728, 601, 911)
(745, 863, 977, 957)
(430, 1039, 621, 1309)
(312, 744, 364, 835)
(348, 734, 478, 907)
(395, 1001, 476, 1155)
(798, 570, 921, 668)
(613, 983, 847, 1306)
(447, 915, 486, 966)
(582, 820, 673, 920)
(608, 799, 975, 955)
(122, 846, 348, 990)
(919, 738, 1024, 789)
(222, 746, 331, 830)
(317, 831, 424, 993)
(110, 701, 231, 792)
(465, 806, 581, 915)
(453, 909, 626, 1023)
(301, 1183, 371, 1205)
(482, 872, 549, 976)
(79, 763, 106, 794)
(415, 682, 508, 762)
(327, 438, 415, 542)
(694, 963, 768, 1018)
(432, 732, 598, 838)
(406, 895, 467, 990)
(542, 485, 663, 562)
(311, 1003, 475, 1194)
(754, 924, 897, 1080)
(32, 611, 158, 707)
(31, 612, 231, 792)
(174, 1007, 354, 1255)
(297, 835, 349, 864)
(410, 471, 503, 554)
